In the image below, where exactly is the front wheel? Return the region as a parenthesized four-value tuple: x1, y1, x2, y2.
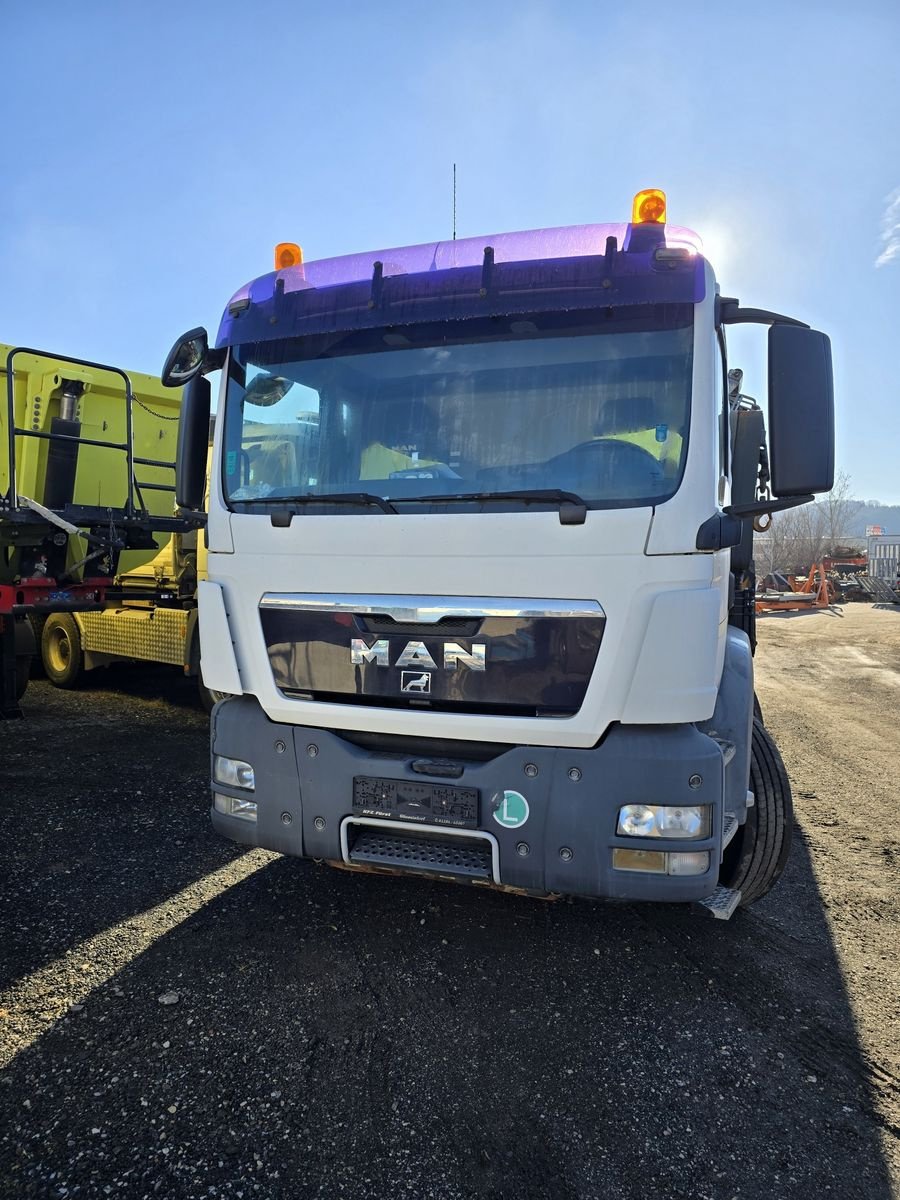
(719, 719, 793, 906)
(198, 679, 229, 713)
(41, 614, 84, 688)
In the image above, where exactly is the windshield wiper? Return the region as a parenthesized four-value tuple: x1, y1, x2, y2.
(388, 488, 588, 525)
(232, 492, 398, 525)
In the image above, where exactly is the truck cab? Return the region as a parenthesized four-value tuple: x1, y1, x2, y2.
(166, 191, 834, 915)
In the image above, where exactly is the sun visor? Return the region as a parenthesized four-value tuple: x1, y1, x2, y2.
(216, 224, 705, 349)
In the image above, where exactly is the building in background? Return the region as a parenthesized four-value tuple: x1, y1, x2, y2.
(867, 533, 900, 582)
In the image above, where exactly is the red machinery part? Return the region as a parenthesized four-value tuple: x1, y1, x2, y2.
(0, 579, 107, 616)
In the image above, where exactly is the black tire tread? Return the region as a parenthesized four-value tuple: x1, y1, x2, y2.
(723, 719, 793, 906)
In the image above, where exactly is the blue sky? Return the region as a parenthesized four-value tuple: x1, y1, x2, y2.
(3, 0, 898, 500)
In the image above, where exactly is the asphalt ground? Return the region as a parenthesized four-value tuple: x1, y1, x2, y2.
(1, 606, 898, 1199)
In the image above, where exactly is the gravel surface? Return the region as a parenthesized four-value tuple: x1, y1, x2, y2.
(1, 611, 898, 1200)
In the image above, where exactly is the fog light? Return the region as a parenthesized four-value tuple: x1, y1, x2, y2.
(214, 754, 255, 790)
(612, 849, 711, 876)
(666, 851, 710, 876)
(214, 792, 258, 822)
(612, 848, 666, 873)
(616, 804, 710, 840)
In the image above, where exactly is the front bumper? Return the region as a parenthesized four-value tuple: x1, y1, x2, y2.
(210, 696, 726, 903)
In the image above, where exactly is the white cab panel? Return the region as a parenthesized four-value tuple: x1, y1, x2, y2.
(622, 588, 723, 722)
(198, 580, 243, 695)
(646, 264, 720, 555)
(210, 505, 725, 748)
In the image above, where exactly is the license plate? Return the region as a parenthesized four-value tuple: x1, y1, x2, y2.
(353, 776, 479, 829)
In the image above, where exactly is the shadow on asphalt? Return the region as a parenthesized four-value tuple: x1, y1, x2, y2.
(59, 661, 208, 710)
(0, 674, 233, 992)
(0, 783, 893, 1198)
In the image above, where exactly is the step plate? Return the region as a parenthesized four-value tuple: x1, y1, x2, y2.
(696, 885, 742, 920)
(348, 828, 493, 881)
(722, 813, 739, 849)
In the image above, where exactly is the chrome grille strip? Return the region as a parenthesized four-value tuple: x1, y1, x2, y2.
(259, 593, 604, 622)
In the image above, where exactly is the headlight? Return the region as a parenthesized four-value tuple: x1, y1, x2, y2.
(617, 804, 657, 837)
(214, 792, 258, 822)
(617, 804, 710, 840)
(214, 755, 255, 790)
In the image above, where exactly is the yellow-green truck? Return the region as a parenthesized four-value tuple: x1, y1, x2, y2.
(1, 344, 193, 715)
(40, 517, 216, 708)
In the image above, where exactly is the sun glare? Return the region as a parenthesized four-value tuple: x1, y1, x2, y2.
(695, 225, 730, 278)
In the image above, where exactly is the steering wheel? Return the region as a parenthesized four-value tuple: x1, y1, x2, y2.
(549, 437, 666, 481)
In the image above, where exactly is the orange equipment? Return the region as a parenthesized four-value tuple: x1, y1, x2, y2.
(756, 563, 838, 614)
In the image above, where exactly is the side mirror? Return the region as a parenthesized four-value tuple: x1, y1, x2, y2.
(768, 325, 834, 497)
(162, 327, 209, 387)
(176, 375, 211, 512)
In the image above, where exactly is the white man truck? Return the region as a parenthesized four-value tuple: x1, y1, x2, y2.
(164, 190, 834, 916)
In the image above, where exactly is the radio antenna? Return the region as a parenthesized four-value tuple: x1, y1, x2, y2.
(452, 163, 457, 241)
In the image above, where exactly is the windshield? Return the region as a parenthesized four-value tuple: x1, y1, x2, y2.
(222, 308, 693, 511)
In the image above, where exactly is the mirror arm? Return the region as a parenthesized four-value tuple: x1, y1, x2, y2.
(174, 507, 208, 525)
(201, 347, 226, 375)
(724, 494, 813, 518)
(717, 298, 810, 329)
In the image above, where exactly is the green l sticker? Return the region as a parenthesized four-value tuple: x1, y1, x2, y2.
(491, 789, 530, 829)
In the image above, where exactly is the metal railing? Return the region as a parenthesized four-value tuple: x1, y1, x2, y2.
(4, 346, 175, 518)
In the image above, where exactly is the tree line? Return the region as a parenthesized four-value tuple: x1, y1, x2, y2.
(754, 471, 864, 578)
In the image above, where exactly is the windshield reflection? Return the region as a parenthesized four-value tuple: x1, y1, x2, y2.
(223, 313, 693, 510)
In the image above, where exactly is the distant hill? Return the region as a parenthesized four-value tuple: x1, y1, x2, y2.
(849, 502, 900, 536)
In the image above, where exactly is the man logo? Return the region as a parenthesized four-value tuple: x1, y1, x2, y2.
(350, 638, 486, 671)
(401, 671, 432, 694)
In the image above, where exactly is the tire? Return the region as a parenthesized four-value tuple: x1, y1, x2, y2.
(41, 614, 84, 688)
(719, 718, 793, 906)
(15, 656, 31, 700)
(753, 693, 764, 725)
(198, 679, 228, 713)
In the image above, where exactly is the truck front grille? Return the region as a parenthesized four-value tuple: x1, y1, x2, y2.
(346, 825, 493, 881)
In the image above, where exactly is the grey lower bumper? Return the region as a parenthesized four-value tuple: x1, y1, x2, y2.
(210, 697, 726, 903)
